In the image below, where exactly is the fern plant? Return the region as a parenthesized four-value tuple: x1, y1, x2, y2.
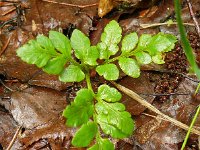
(17, 20, 177, 149)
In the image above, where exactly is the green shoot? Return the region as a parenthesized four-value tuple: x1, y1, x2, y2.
(195, 83, 200, 95)
(174, 0, 200, 79)
(16, 20, 177, 149)
(174, 0, 200, 149)
(181, 106, 200, 150)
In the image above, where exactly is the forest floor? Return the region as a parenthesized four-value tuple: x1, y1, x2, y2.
(0, 0, 200, 149)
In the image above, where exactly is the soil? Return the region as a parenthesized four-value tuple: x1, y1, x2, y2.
(0, 0, 200, 149)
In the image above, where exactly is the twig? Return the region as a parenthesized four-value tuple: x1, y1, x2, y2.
(4, 79, 19, 83)
(0, 34, 12, 56)
(0, 79, 14, 91)
(0, 17, 17, 28)
(142, 113, 169, 122)
(111, 81, 200, 136)
(140, 22, 195, 29)
(1, 96, 11, 99)
(2, 7, 16, 16)
(42, 0, 98, 8)
(6, 126, 22, 150)
(140, 93, 190, 96)
(0, 1, 18, 3)
(186, 0, 200, 38)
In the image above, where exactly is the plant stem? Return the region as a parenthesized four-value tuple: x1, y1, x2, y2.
(174, 0, 200, 148)
(93, 113, 101, 141)
(194, 82, 200, 95)
(181, 106, 200, 150)
(85, 69, 102, 144)
(174, 0, 200, 79)
(85, 72, 93, 93)
(70, 58, 82, 68)
(107, 49, 141, 63)
(107, 56, 121, 63)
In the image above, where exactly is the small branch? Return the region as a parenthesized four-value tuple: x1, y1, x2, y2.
(1, 96, 11, 99)
(0, 79, 14, 92)
(6, 126, 22, 150)
(186, 0, 200, 38)
(140, 22, 195, 29)
(4, 79, 19, 83)
(0, 34, 12, 56)
(140, 93, 190, 96)
(2, 7, 16, 16)
(42, 0, 98, 8)
(142, 113, 169, 122)
(111, 81, 200, 136)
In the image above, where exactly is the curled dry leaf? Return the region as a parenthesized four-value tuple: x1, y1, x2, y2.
(98, 0, 114, 18)
(98, 0, 159, 17)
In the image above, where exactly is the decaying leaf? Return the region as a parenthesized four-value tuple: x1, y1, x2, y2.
(98, 0, 159, 17)
(10, 87, 67, 129)
(20, 117, 73, 149)
(98, 0, 114, 18)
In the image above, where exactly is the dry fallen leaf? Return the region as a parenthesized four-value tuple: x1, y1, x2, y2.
(98, 0, 114, 18)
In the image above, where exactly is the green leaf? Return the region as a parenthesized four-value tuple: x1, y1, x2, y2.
(36, 35, 57, 55)
(101, 20, 122, 46)
(70, 30, 99, 65)
(95, 101, 134, 138)
(49, 31, 71, 58)
(43, 55, 67, 74)
(72, 122, 97, 147)
(134, 51, 152, 65)
(83, 46, 99, 66)
(96, 84, 121, 102)
(136, 34, 152, 50)
(146, 34, 172, 56)
(63, 89, 94, 127)
(17, 40, 53, 68)
(98, 20, 122, 59)
(152, 53, 165, 64)
(96, 64, 119, 80)
(118, 57, 140, 78)
(121, 32, 138, 54)
(88, 144, 99, 150)
(16, 33, 71, 72)
(164, 33, 177, 44)
(97, 42, 108, 59)
(163, 33, 177, 52)
(71, 29, 90, 60)
(59, 65, 85, 82)
(88, 138, 114, 150)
